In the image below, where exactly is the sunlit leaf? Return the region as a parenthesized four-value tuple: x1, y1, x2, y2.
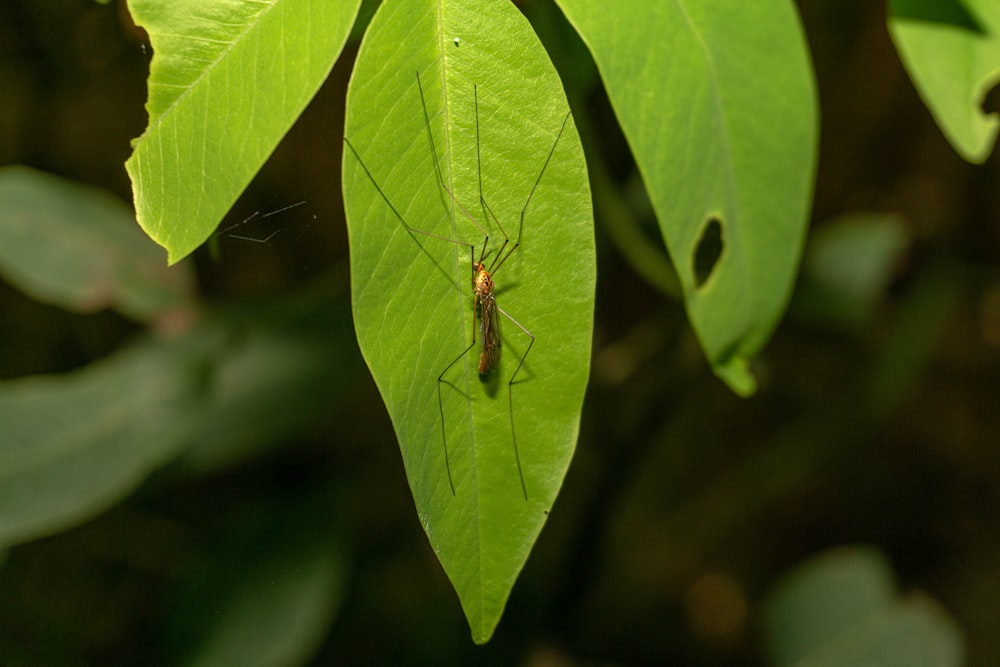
(125, 0, 361, 262)
(557, 0, 818, 395)
(342, 0, 594, 643)
(889, 0, 1000, 163)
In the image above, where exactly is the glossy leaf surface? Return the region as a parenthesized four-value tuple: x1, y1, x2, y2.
(889, 0, 1000, 163)
(557, 0, 818, 395)
(342, 0, 594, 642)
(125, 0, 360, 262)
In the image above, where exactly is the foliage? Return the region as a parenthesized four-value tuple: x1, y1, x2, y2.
(763, 547, 963, 666)
(558, 0, 818, 395)
(2, 0, 998, 662)
(888, 0, 1000, 162)
(342, 0, 593, 640)
(125, 0, 361, 262)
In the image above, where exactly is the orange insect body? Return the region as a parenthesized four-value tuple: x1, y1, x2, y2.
(473, 262, 502, 375)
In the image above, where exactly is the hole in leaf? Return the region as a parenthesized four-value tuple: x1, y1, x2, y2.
(983, 79, 1000, 116)
(693, 217, 724, 288)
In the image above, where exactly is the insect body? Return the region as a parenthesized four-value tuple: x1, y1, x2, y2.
(474, 262, 501, 375)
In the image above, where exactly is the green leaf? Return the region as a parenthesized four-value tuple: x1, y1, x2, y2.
(794, 213, 910, 331)
(556, 0, 818, 395)
(178, 530, 346, 667)
(188, 552, 343, 667)
(176, 288, 362, 474)
(0, 294, 353, 550)
(0, 166, 193, 321)
(342, 0, 594, 643)
(889, 0, 1000, 163)
(124, 0, 361, 263)
(0, 328, 225, 549)
(763, 546, 964, 667)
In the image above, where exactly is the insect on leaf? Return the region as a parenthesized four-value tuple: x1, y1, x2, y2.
(342, 0, 595, 643)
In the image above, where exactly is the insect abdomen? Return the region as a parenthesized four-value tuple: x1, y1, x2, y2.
(476, 273, 502, 375)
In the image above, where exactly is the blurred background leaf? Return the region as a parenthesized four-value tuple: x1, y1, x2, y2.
(0, 245, 357, 551)
(0, 166, 194, 321)
(0, 322, 224, 549)
(168, 500, 348, 667)
(763, 546, 964, 667)
(793, 212, 910, 332)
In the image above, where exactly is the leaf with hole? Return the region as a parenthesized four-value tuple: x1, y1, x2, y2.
(888, 0, 1000, 163)
(557, 0, 818, 395)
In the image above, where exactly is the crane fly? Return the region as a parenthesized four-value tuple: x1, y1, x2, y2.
(344, 70, 570, 501)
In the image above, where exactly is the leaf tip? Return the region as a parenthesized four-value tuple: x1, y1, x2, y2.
(713, 354, 757, 397)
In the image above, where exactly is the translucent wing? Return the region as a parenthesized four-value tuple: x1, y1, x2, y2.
(477, 287, 502, 375)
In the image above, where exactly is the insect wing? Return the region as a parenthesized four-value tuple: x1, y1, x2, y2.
(477, 289, 502, 375)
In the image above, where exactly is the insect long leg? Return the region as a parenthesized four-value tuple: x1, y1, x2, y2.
(436, 354, 472, 495)
(517, 110, 572, 249)
(344, 106, 479, 498)
(467, 86, 572, 501)
(474, 84, 511, 264)
(474, 87, 573, 278)
(417, 71, 491, 248)
(343, 137, 475, 255)
(345, 70, 573, 501)
(216, 200, 308, 244)
(216, 211, 261, 239)
(496, 304, 534, 501)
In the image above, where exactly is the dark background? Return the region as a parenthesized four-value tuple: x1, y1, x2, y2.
(1, 0, 998, 664)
